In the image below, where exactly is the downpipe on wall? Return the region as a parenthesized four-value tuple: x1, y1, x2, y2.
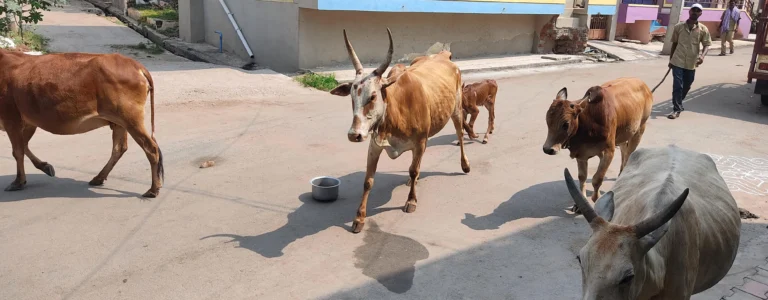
(218, 0, 254, 59)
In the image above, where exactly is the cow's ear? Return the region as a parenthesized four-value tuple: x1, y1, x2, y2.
(594, 191, 615, 222)
(330, 83, 352, 96)
(638, 221, 671, 254)
(556, 87, 568, 100)
(381, 73, 402, 89)
(586, 86, 604, 103)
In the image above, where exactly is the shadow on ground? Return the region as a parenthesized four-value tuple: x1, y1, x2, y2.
(651, 82, 768, 124)
(461, 180, 576, 230)
(324, 216, 767, 299)
(0, 174, 141, 202)
(200, 171, 464, 259)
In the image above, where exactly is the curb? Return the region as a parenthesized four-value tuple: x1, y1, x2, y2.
(329, 57, 587, 84)
(82, 0, 254, 70)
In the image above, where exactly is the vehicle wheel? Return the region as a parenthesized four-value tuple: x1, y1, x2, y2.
(762, 94, 768, 106)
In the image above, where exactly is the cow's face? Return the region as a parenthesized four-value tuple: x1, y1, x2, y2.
(329, 28, 398, 143)
(562, 169, 690, 300)
(577, 222, 642, 300)
(543, 87, 583, 155)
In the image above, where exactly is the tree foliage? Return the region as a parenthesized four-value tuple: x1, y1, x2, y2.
(0, 0, 68, 39)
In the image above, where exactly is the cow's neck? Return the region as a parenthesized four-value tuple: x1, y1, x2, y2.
(636, 249, 666, 298)
(377, 86, 409, 138)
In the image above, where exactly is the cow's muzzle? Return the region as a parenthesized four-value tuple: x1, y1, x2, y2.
(348, 133, 364, 142)
(543, 147, 558, 155)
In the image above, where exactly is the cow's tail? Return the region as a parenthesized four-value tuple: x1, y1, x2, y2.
(140, 67, 156, 139)
(141, 66, 164, 182)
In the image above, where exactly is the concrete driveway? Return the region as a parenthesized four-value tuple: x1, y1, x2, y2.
(1, 2, 767, 299)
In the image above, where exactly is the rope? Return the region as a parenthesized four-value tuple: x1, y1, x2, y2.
(651, 67, 672, 93)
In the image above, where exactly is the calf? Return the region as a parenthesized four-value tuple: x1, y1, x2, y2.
(461, 79, 498, 144)
(543, 77, 652, 212)
(563, 145, 740, 299)
(329, 28, 470, 233)
(0, 49, 164, 197)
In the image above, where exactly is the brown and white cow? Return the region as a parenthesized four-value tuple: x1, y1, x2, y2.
(543, 77, 652, 212)
(461, 79, 498, 144)
(0, 49, 163, 197)
(563, 145, 740, 299)
(329, 28, 470, 233)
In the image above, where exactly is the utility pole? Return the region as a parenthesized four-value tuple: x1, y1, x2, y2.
(661, 0, 685, 55)
(608, 0, 620, 41)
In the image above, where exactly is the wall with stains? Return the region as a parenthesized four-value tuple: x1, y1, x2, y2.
(200, 0, 301, 72)
(298, 9, 553, 70)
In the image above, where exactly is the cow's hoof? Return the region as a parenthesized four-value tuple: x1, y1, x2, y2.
(4, 181, 26, 192)
(462, 163, 471, 174)
(351, 220, 365, 233)
(482, 139, 488, 144)
(42, 164, 56, 177)
(403, 201, 417, 213)
(142, 190, 159, 198)
(570, 205, 583, 215)
(89, 178, 105, 186)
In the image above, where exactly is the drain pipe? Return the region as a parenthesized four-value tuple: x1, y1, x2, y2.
(218, 0, 254, 58)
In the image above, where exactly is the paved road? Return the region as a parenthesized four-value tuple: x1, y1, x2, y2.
(2, 2, 768, 300)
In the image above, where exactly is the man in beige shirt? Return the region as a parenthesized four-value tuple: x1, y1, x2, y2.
(667, 3, 711, 119)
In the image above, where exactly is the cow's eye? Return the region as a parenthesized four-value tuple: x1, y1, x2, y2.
(562, 122, 569, 130)
(576, 255, 581, 263)
(620, 274, 634, 285)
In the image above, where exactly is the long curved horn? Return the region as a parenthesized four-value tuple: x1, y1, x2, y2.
(633, 188, 689, 238)
(374, 28, 394, 77)
(343, 29, 363, 75)
(564, 168, 597, 223)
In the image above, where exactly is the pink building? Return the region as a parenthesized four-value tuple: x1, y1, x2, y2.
(616, 0, 753, 43)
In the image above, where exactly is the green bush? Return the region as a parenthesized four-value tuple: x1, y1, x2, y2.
(295, 72, 339, 91)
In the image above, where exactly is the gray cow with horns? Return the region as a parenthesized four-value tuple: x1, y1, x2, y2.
(564, 145, 741, 299)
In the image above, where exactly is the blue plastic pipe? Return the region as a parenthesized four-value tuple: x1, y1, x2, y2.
(214, 31, 223, 53)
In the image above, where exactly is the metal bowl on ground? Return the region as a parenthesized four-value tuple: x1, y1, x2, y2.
(310, 176, 340, 202)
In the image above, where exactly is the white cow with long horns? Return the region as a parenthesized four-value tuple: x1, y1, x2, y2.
(564, 145, 740, 299)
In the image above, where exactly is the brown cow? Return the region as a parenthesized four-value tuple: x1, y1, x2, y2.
(542, 77, 652, 212)
(461, 79, 498, 144)
(329, 28, 470, 233)
(0, 49, 163, 197)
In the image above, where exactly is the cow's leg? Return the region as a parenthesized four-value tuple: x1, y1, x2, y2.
(591, 149, 614, 202)
(404, 139, 426, 213)
(619, 141, 630, 175)
(624, 123, 646, 161)
(352, 144, 383, 233)
(22, 126, 55, 177)
(482, 102, 495, 144)
(5, 126, 27, 191)
(124, 121, 163, 198)
(452, 108, 471, 174)
(466, 107, 480, 140)
(89, 124, 129, 186)
(571, 158, 589, 214)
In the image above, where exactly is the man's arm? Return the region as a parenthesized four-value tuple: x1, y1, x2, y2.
(670, 24, 679, 59)
(698, 27, 712, 66)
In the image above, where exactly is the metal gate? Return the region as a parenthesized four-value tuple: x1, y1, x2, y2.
(589, 14, 609, 40)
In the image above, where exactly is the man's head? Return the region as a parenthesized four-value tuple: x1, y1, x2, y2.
(728, 1, 735, 9)
(689, 3, 703, 21)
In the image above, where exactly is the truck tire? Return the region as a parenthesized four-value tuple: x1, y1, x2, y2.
(763, 94, 768, 106)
